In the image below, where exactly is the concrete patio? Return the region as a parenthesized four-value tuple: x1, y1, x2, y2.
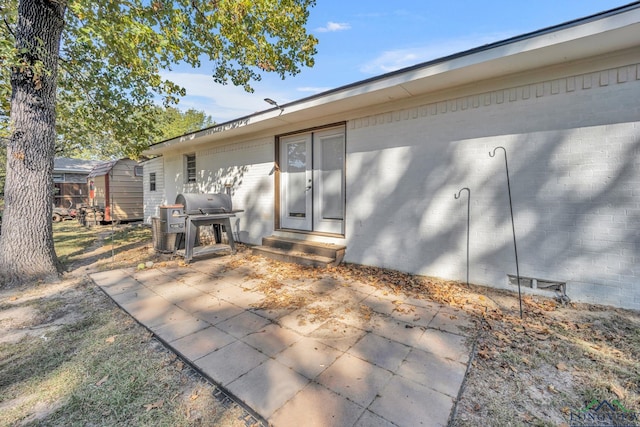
(90, 253, 476, 426)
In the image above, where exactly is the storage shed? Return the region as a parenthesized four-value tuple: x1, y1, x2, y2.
(86, 158, 144, 222)
(53, 157, 103, 208)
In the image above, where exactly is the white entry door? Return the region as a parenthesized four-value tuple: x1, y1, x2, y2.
(279, 126, 345, 235)
(280, 133, 312, 230)
(312, 128, 345, 234)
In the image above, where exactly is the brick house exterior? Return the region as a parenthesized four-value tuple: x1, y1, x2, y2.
(144, 5, 640, 310)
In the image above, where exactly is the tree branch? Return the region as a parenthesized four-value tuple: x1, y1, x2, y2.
(56, 56, 99, 106)
(0, 6, 16, 39)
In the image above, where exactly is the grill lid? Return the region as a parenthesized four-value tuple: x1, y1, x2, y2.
(175, 193, 232, 215)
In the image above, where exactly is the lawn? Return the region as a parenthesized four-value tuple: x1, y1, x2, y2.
(0, 222, 247, 426)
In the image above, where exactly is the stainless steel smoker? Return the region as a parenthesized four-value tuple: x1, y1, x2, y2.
(159, 193, 241, 263)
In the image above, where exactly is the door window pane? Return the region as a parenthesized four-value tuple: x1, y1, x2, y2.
(287, 142, 307, 217)
(319, 136, 344, 220)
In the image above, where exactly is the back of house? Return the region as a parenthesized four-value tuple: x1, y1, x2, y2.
(143, 4, 640, 311)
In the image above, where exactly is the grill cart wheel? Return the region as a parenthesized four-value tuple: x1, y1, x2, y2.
(52, 213, 62, 222)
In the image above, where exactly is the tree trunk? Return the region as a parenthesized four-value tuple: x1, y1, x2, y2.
(0, 0, 67, 287)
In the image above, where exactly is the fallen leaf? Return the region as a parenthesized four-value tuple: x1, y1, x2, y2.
(144, 400, 164, 411)
(556, 362, 568, 371)
(609, 384, 625, 400)
(190, 392, 199, 401)
(494, 331, 512, 344)
(561, 407, 571, 415)
(96, 375, 109, 386)
(547, 384, 558, 394)
(477, 349, 492, 359)
(105, 336, 116, 344)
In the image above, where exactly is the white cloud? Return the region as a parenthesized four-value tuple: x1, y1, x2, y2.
(159, 71, 294, 123)
(316, 21, 351, 33)
(359, 32, 514, 75)
(296, 86, 332, 94)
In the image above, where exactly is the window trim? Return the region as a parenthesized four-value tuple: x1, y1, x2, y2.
(185, 154, 196, 183)
(149, 172, 156, 192)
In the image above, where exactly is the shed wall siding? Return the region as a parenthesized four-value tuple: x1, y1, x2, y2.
(90, 160, 143, 221)
(92, 176, 107, 208)
(109, 160, 144, 221)
(344, 63, 640, 310)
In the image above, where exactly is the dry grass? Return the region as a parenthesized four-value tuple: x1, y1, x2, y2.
(0, 222, 253, 427)
(452, 296, 640, 426)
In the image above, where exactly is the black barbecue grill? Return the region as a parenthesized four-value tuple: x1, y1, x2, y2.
(160, 193, 242, 263)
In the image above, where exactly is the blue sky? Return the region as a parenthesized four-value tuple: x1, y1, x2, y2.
(164, 1, 632, 123)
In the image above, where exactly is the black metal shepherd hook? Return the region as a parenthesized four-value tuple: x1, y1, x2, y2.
(454, 187, 470, 288)
(490, 146, 523, 318)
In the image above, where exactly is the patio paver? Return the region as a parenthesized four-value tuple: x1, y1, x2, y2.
(90, 256, 475, 426)
(369, 375, 453, 427)
(196, 340, 267, 386)
(241, 323, 302, 357)
(397, 348, 467, 398)
(275, 336, 342, 379)
(171, 326, 236, 360)
(316, 353, 393, 407)
(347, 332, 411, 373)
(226, 359, 309, 419)
(270, 382, 365, 427)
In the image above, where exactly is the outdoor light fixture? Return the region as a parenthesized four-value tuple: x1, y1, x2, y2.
(264, 98, 283, 112)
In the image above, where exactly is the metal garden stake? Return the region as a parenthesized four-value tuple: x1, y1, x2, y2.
(454, 187, 470, 288)
(489, 146, 523, 318)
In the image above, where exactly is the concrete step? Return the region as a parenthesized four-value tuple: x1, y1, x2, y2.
(253, 236, 346, 268)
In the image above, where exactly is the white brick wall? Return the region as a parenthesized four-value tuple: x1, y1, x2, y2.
(151, 60, 640, 310)
(344, 64, 640, 310)
(142, 157, 165, 222)
(161, 139, 275, 245)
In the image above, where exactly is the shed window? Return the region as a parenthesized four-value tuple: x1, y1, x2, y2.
(149, 172, 156, 192)
(185, 154, 196, 183)
(53, 173, 65, 183)
(134, 165, 143, 176)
